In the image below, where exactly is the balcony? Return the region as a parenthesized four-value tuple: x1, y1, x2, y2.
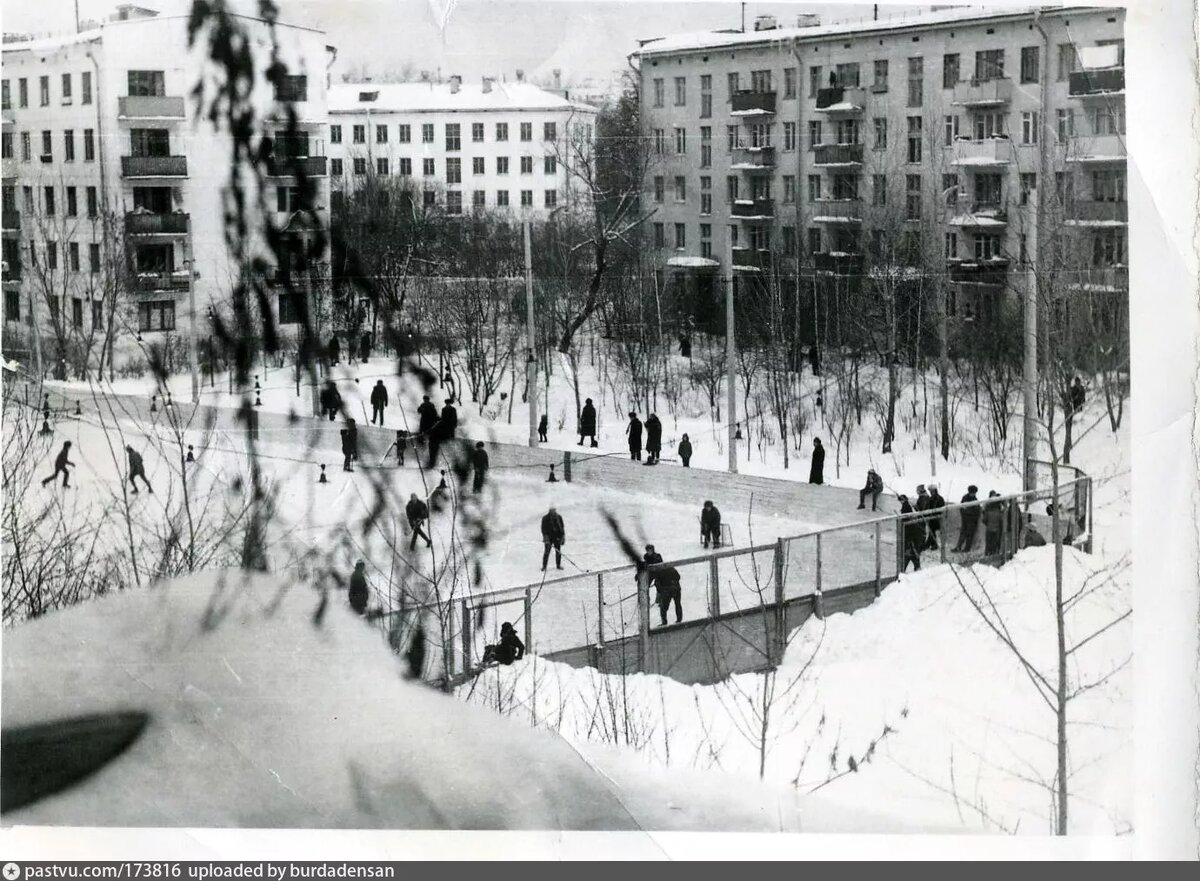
(125, 212, 190, 236)
(731, 247, 770, 271)
(814, 251, 863, 276)
(1065, 200, 1127, 225)
(266, 155, 329, 177)
(810, 199, 863, 223)
(132, 271, 190, 293)
(730, 198, 774, 219)
(2, 208, 18, 232)
(948, 259, 1010, 286)
(948, 137, 1014, 166)
(1068, 265, 1128, 292)
(731, 91, 776, 116)
(813, 143, 864, 166)
(730, 146, 775, 170)
(118, 95, 186, 120)
(951, 77, 1013, 107)
(947, 198, 1009, 228)
(1065, 133, 1126, 164)
(1069, 68, 1125, 97)
(815, 86, 866, 114)
(121, 155, 188, 178)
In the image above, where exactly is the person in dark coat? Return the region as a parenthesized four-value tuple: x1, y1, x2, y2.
(644, 414, 663, 465)
(439, 399, 458, 441)
(348, 560, 369, 616)
(359, 332, 371, 364)
(540, 506, 565, 571)
(578, 398, 598, 447)
(900, 496, 924, 572)
(327, 335, 341, 366)
(678, 334, 692, 358)
(537, 413, 548, 443)
(486, 622, 526, 665)
(370, 380, 388, 426)
(808, 345, 821, 377)
(346, 418, 359, 462)
(394, 430, 408, 466)
(340, 429, 354, 472)
(858, 468, 884, 510)
(678, 433, 693, 468)
(914, 484, 931, 523)
(405, 623, 427, 679)
(125, 446, 153, 495)
(983, 491, 1005, 556)
(652, 565, 683, 626)
(406, 492, 432, 550)
(1020, 514, 1047, 549)
(643, 544, 664, 566)
(626, 412, 643, 461)
(320, 380, 341, 422)
(41, 441, 75, 488)
(472, 441, 489, 493)
(700, 500, 722, 549)
(1067, 376, 1086, 416)
(809, 438, 825, 484)
(954, 485, 981, 552)
(417, 395, 439, 441)
(924, 484, 945, 550)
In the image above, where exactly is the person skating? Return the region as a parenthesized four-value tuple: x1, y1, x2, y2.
(626, 412, 643, 462)
(417, 395, 439, 442)
(406, 493, 432, 550)
(899, 496, 924, 572)
(472, 441, 489, 493)
(858, 468, 884, 510)
(809, 438, 825, 485)
(319, 380, 341, 422)
(340, 429, 354, 472)
(540, 506, 565, 571)
(578, 398, 598, 447)
(394, 430, 408, 466)
(370, 380, 388, 426)
(644, 413, 662, 465)
(483, 622, 526, 666)
(700, 500, 722, 549)
(925, 484, 946, 550)
(537, 413, 548, 443)
(348, 561, 369, 616)
(678, 433, 693, 468)
(953, 485, 981, 552)
(41, 441, 76, 488)
(983, 491, 1005, 556)
(346, 417, 359, 462)
(652, 565, 683, 626)
(125, 446, 153, 495)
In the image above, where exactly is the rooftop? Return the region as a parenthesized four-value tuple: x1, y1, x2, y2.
(329, 81, 598, 115)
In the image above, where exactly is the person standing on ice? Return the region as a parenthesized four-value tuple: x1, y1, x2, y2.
(540, 506, 565, 571)
(417, 395, 438, 442)
(340, 429, 354, 472)
(678, 433, 693, 467)
(953, 485, 981, 552)
(626, 412, 643, 461)
(652, 564, 683, 626)
(700, 500, 722, 549)
(406, 493, 432, 550)
(857, 468, 883, 510)
(370, 380, 388, 426)
(809, 438, 825, 484)
(578, 398, 598, 447)
(319, 380, 339, 422)
(40, 441, 75, 489)
(346, 418, 360, 463)
(472, 441, 489, 493)
(537, 413, 548, 443)
(644, 413, 663, 465)
(899, 496, 923, 572)
(982, 491, 1005, 556)
(348, 561, 369, 616)
(125, 446, 153, 495)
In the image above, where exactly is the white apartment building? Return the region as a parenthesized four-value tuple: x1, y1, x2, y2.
(1, 5, 333, 376)
(327, 78, 598, 217)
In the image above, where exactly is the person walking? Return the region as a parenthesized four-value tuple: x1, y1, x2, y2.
(370, 380, 388, 426)
(340, 429, 354, 472)
(472, 441, 489, 493)
(125, 446, 153, 495)
(537, 413, 549, 443)
(925, 484, 946, 550)
(41, 441, 75, 488)
(983, 491, 1005, 556)
(953, 485, 981, 552)
(700, 500, 723, 549)
(644, 413, 662, 465)
(808, 345, 821, 377)
(626, 412, 643, 462)
(578, 398, 598, 447)
(406, 493, 432, 550)
(900, 496, 924, 572)
(348, 561, 369, 616)
(346, 418, 359, 462)
(1068, 376, 1086, 416)
(809, 438, 825, 485)
(540, 506, 565, 571)
(319, 380, 341, 422)
(417, 395, 439, 442)
(394, 430, 408, 466)
(439, 398, 458, 441)
(678, 433, 693, 468)
(858, 468, 884, 510)
(327, 335, 340, 366)
(652, 565, 683, 626)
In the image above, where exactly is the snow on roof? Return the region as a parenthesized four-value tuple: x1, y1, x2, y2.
(1, 27, 103, 52)
(329, 82, 598, 115)
(667, 256, 720, 269)
(819, 101, 862, 113)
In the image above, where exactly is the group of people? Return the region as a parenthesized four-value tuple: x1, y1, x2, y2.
(625, 412, 664, 465)
(40, 441, 154, 495)
(325, 333, 372, 367)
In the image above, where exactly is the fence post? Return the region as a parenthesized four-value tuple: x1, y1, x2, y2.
(773, 537, 786, 664)
(895, 514, 905, 576)
(940, 515, 948, 565)
(708, 555, 721, 617)
(523, 587, 532, 654)
(637, 569, 651, 674)
(596, 573, 605, 647)
(1085, 477, 1094, 553)
(460, 599, 472, 673)
(563, 450, 573, 483)
(874, 520, 882, 597)
(814, 533, 824, 619)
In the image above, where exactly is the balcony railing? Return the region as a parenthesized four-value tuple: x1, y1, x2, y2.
(2, 208, 18, 231)
(813, 143, 864, 166)
(730, 198, 775, 218)
(731, 146, 776, 169)
(731, 91, 776, 115)
(1067, 200, 1128, 224)
(121, 155, 188, 177)
(814, 252, 863, 275)
(1069, 68, 1125, 96)
(125, 212, 190, 235)
(811, 199, 863, 222)
(948, 259, 1009, 286)
(731, 248, 770, 270)
(1069, 265, 1128, 291)
(951, 77, 1013, 106)
(948, 197, 1009, 227)
(1065, 133, 1126, 163)
(266, 155, 329, 177)
(132, 271, 190, 293)
(949, 136, 1014, 165)
(815, 86, 866, 111)
(118, 95, 186, 119)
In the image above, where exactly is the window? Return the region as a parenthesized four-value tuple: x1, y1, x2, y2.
(18, 78, 27, 108)
(275, 185, 301, 213)
(61, 74, 72, 104)
(674, 223, 686, 249)
(0, 80, 8, 111)
(674, 76, 686, 106)
(376, 158, 389, 175)
(727, 176, 739, 202)
(1021, 111, 1039, 145)
(130, 128, 172, 158)
(653, 78, 664, 107)
(520, 190, 533, 207)
(872, 174, 887, 206)
(653, 222, 665, 248)
(127, 70, 165, 98)
(945, 231, 958, 260)
(809, 66, 822, 98)
(835, 63, 860, 88)
(20, 132, 30, 162)
(352, 124, 365, 144)
(783, 122, 796, 151)
(674, 175, 686, 202)
(832, 173, 858, 200)
(41, 130, 52, 160)
(495, 122, 508, 142)
(1020, 173, 1036, 205)
(701, 224, 713, 259)
(729, 225, 739, 248)
(423, 158, 436, 176)
(726, 72, 740, 102)
(45, 240, 59, 271)
(873, 117, 887, 149)
(83, 129, 95, 161)
(726, 125, 739, 151)
(1093, 170, 1126, 202)
(497, 190, 509, 207)
(544, 155, 556, 175)
(652, 129, 665, 154)
(1056, 108, 1075, 141)
(974, 234, 1001, 260)
(446, 191, 462, 215)
(66, 187, 77, 217)
(81, 71, 92, 105)
(807, 227, 821, 254)
(473, 190, 486, 208)
(520, 156, 533, 174)
(1092, 229, 1125, 266)
(399, 124, 411, 143)
(751, 70, 772, 93)
(0, 133, 9, 160)
(1055, 171, 1075, 203)
(139, 300, 176, 332)
(907, 56, 923, 107)
(905, 174, 922, 220)
(784, 67, 797, 99)
(1021, 46, 1040, 83)
(422, 123, 435, 143)
(974, 111, 1006, 140)
(472, 122, 485, 143)
(975, 172, 1003, 205)
(544, 190, 557, 208)
(89, 243, 100, 273)
(3, 289, 18, 323)
(943, 53, 960, 89)
(39, 76, 50, 106)
(473, 157, 486, 175)
(445, 123, 461, 151)
(330, 158, 343, 176)
(781, 226, 795, 257)
(398, 158, 412, 176)
(941, 173, 958, 205)
(700, 74, 712, 118)
(974, 49, 1005, 81)
(446, 157, 462, 183)
(700, 176, 712, 215)
(749, 123, 771, 149)
(68, 243, 80, 273)
(674, 127, 687, 154)
(943, 114, 960, 146)
(1091, 105, 1126, 136)
(520, 122, 532, 142)
(808, 120, 823, 149)
(44, 186, 55, 217)
(783, 175, 796, 204)
(497, 156, 509, 175)
(274, 75, 307, 102)
(330, 125, 342, 144)
(22, 186, 32, 213)
(86, 186, 97, 218)
(71, 297, 82, 328)
(907, 116, 923, 163)
(423, 190, 436, 208)
(64, 130, 75, 162)
(274, 292, 304, 325)
(835, 119, 859, 145)
(873, 59, 889, 90)
(1057, 43, 1080, 81)
(352, 157, 367, 175)
(807, 175, 821, 202)
(376, 124, 389, 144)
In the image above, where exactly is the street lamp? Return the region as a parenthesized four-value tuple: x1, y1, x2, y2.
(522, 203, 567, 448)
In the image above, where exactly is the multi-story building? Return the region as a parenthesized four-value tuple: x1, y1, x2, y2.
(1, 4, 333, 376)
(633, 5, 1127, 328)
(327, 78, 598, 217)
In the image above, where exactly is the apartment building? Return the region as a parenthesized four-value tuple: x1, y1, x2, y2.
(634, 5, 1127, 324)
(1, 5, 333, 375)
(327, 78, 598, 217)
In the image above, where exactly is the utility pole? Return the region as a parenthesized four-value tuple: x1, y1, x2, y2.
(523, 219, 538, 447)
(302, 229, 321, 418)
(185, 225, 200, 405)
(725, 247, 738, 474)
(1023, 200, 1039, 490)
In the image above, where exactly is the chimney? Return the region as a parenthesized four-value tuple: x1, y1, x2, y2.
(516, 69, 525, 83)
(482, 76, 495, 94)
(753, 14, 777, 31)
(795, 14, 821, 28)
(553, 68, 562, 89)
(449, 75, 462, 94)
